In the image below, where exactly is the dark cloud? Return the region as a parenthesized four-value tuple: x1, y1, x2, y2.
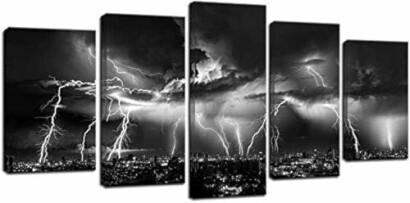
(270, 22, 339, 85)
(344, 41, 408, 94)
(301, 59, 326, 66)
(190, 73, 253, 99)
(270, 22, 340, 154)
(4, 28, 95, 82)
(190, 49, 208, 64)
(244, 93, 266, 100)
(274, 87, 338, 104)
(343, 41, 408, 153)
(348, 83, 407, 98)
(190, 2, 266, 76)
(5, 80, 95, 131)
(74, 30, 95, 49)
(102, 14, 184, 79)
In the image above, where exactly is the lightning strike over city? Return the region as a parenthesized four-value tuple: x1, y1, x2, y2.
(343, 41, 407, 160)
(270, 22, 340, 179)
(224, 118, 245, 156)
(345, 115, 360, 154)
(270, 98, 288, 153)
(170, 115, 184, 157)
(100, 15, 185, 186)
(386, 120, 393, 151)
(5, 29, 96, 173)
(81, 118, 96, 162)
(246, 115, 266, 157)
(189, 3, 266, 198)
(37, 77, 95, 164)
(195, 114, 230, 157)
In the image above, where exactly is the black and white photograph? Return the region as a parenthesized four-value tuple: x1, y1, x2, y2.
(343, 41, 408, 160)
(269, 22, 340, 179)
(100, 14, 185, 186)
(189, 2, 266, 198)
(4, 28, 96, 173)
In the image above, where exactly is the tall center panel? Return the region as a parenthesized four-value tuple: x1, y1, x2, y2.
(189, 2, 266, 198)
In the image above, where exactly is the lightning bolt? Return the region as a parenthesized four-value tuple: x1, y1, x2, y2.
(99, 47, 189, 162)
(320, 102, 365, 156)
(195, 114, 230, 157)
(273, 94, 359, 158)
(107, 58, 163, 78)
(270, 96, 342, 154)
(102, 76, 168, 161)
(346, 114, 360, 154)
(105, 96, 117, 122)
(170, 116, 183, 157)
(161, 99, 172, 137)
(89, 47, 162, 82)
(320, 103, 340, 129)
(305, 65, 327, 87)
(246, 114, 266, 157)
(106, 93, 134, 161)
(272, 125, 280, 153)
(101, 50, 188, 161)
(81, 118, 96, 162)
(386, 120, 393, 151)
(218, 116, 230, 150)
(223, 118, 244, 157)
(38, 77, 95, 163)
(270, 98, 288, 153)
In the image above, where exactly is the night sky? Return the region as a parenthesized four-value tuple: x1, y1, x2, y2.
(100, 14, 185, 159)
(4, 28, 96, 161)
(270, 22, 339, 153)
(343, 41, 408, 152)
(189, 2, 266, 157)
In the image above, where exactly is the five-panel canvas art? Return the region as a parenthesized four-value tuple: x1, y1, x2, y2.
(2, 1, 408, 199)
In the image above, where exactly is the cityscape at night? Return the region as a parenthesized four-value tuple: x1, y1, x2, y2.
(3, 28, 96, 173)
(4, 156, 95, 173)
(190, 153, 265, 198)
(270, 148, 339, 179)
(101, 154, 184, 186)
(343, 146, 408, 160)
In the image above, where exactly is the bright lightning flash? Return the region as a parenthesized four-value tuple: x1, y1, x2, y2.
(195, 114, 230, 157)
(171, 116, 183, 157)
(81, 118, 96, 162)
(38, 77, 95, 164)
(305, 65, 327, 87)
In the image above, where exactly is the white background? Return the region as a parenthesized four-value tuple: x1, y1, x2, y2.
(0, 0, 409, 202)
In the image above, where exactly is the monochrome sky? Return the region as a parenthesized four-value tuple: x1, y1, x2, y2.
(4, 28, 95, 161)
(100, 14, 185, 158)
(270, 22, 340, 153)
(344, 41, 408, 150)
(189, 2, 266, 156)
